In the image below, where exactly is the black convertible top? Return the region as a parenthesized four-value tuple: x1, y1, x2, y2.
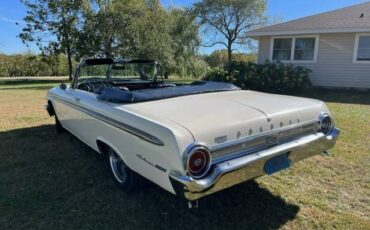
(83, 58, 158, 66)
(97, 81, 240, 103)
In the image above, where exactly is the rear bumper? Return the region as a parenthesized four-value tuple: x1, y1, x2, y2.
(169, 128, 340, 201)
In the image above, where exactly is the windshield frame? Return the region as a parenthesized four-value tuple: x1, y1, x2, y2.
(72, 58, 161, 89)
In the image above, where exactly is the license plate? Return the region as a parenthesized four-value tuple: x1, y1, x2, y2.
(264, 153, 291, 175)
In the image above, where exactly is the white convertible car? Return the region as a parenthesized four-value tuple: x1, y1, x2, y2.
(45, 58, 339, 207)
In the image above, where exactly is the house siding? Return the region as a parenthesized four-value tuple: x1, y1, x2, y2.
(257, 33, 370, 89)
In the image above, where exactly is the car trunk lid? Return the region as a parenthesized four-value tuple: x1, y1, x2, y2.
(121, 90, 324, 146)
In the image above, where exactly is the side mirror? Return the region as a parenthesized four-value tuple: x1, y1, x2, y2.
(60, 83, 67, 90)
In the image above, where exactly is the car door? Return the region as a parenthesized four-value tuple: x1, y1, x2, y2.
(62, 64, 109, 146)
(53, 85, 85, 136)
(69, 88, 104, 146)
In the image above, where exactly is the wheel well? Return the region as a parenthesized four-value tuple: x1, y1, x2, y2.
(97, 140, 110, 156)
(47, 100, 55, 116)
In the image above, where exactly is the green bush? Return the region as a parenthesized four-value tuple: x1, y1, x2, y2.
(202, 67, 229, 82)
(203, 61, 312, 94)
(0, 53, 71, 77)
(171, 56, 209, 79)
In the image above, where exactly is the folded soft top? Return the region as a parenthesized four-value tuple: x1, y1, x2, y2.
(97, 81, 240, 103)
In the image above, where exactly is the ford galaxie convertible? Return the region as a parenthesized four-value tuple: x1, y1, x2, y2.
(45, 58, 339, 207)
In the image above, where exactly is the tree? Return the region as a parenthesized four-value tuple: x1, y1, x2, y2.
(168, 8, 202, 77)
(77, 0, 145, 59)
(0, 53, 70, 77)
(193, 0, 266, 66)
(124, 0, 175, 74)
(204, 49, 257, 68)
(19, 0, 88, 80)
(18, 0, 204, 78)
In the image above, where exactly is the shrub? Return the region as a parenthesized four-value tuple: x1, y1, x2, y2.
(187, 57, 209, 79)
(0, 53, 72, 77)
(203, 61, 312, 94)
(202, 67, 229, 82)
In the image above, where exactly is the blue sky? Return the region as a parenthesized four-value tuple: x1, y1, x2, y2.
(0, 0, 369, 55)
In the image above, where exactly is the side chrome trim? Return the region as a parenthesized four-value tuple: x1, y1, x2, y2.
(53, 96, 165, 146)
(209, 120, 319, 164)
(210, 119, 318, 152)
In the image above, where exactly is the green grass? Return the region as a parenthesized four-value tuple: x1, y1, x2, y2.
(0, 79, 369, 229)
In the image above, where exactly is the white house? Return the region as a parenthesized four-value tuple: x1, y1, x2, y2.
(247, 2, 370, 89)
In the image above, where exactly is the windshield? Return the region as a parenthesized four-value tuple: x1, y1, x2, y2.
(78, 62, 158, 84)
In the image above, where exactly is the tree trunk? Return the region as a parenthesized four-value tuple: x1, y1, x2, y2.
(104, 37, 113, 58)
(227, 40, 233, 72)
(66, 40, 73, 81)
(61, 15, 73, 81)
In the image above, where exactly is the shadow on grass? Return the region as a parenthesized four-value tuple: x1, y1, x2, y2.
(0, 125, 299, 229)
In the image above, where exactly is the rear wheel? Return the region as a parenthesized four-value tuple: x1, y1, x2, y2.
(108, 148, 142, 192)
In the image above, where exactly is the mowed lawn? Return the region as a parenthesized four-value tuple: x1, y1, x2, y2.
(0, 79, 369, 229)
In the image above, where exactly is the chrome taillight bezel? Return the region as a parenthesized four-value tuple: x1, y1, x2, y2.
(184, 143, 212, 179)
(319, 113, 333, 135)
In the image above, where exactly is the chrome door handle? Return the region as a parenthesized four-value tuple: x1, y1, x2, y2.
(73, 97, 80, 102)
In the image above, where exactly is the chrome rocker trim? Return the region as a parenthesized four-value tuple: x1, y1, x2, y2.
(170, 128, 340, 201)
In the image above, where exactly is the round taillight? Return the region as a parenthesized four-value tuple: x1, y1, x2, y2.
(319, 113, 333, 135)
(186, 146, 211, 179)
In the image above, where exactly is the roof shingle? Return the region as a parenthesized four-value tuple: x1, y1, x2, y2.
(248, 2, 370, 36)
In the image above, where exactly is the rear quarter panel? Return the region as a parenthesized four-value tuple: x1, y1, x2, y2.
(47, 87, 194, 194)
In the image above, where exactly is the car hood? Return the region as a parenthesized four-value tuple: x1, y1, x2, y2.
(122, 90, 328, 145)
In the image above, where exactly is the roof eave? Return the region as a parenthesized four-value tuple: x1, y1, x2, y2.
(247, 27, 370, 37)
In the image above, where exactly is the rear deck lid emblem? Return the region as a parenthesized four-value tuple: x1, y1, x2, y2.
(266, 135, 279, 145)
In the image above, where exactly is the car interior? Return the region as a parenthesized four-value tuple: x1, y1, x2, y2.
(75, 59, 177, 94)
(73, 59, 239, 103)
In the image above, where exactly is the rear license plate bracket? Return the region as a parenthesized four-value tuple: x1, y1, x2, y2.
(264, 153, 292, 175)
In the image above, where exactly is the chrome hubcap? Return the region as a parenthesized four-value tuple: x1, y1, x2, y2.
(109, 150, 127, 183)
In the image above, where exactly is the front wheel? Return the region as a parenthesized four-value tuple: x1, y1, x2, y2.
(108, 148, 142, 192)
(55, 115, 65, 134)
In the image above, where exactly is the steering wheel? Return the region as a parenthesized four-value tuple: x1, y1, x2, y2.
(83, 78, 110, 93)
(81, 78, 129, 94)
(95, 81, 117, 94)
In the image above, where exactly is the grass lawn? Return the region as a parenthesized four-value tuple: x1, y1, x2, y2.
(0, 79, 369, 229)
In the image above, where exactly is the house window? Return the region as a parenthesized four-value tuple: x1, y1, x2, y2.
(272, 38, 292, 60)
(355, 35, 370, 61)
(271, 36, 318, 62)
(294, 38, 316, 60)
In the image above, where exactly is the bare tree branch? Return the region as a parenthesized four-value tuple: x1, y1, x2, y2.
(201, 41, 228, 48)
(193, 0, 266, 65)
(204, 17, 228, 38)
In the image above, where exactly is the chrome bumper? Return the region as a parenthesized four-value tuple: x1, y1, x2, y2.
(170, 128, 340, 201)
